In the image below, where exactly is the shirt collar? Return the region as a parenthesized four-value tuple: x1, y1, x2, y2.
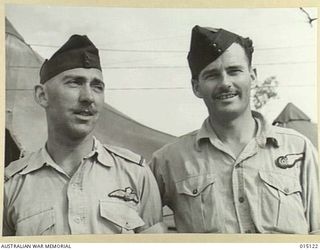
(20, 146, 62, 175)
(90, 137, 115, 167)
(195, 111, 281, 150)
(20, 137, 115, 175)
(195, 117, 219, 151)
(252, 111, 281, 148)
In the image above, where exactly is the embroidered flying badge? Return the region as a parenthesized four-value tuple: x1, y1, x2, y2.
(108, 187, 139, 203)
(275, 153, 305, 169)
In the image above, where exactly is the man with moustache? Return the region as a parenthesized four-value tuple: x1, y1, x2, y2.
(3, 35, 164, 236)
(150, 25, 320, 234)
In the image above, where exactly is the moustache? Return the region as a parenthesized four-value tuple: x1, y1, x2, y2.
(73, 106, 98, 116)
(211, 87, 239, 100)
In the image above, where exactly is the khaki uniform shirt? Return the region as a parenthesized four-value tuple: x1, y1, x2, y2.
(150, 112, 320, 234)
(4, 138, 165, 236)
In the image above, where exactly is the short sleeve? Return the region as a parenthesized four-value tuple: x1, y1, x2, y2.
(149, 153, 167, 204)
(3, 181, 16, 236)
(135, 163, 166, 233)
(300, 138, 320, 234)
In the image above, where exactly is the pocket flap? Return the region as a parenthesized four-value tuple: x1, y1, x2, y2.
(259, 171, 301, 195)
(16, 208, 55, 235)
(99, 200, 145, 230)
(176, 173, 215, 197)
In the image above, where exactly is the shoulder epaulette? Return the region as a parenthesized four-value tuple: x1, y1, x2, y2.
(103, 144, 145, 167)
(4, 153, 33, 182)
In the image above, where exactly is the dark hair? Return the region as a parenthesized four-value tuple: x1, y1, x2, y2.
(234, 36, 254, 66)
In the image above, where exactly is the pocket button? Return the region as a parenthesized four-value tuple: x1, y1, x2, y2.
(239, 197, 245, 203)
(192, 189, 198, 195)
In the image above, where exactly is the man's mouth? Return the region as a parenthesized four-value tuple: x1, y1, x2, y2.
(74, 108, 96, 116)
(214, 92, 238, 100)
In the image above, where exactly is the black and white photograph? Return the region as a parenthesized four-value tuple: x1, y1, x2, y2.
(3, 3, 319, 238)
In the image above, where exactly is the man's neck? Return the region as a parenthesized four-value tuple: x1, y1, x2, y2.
(46, 133, 94, 176)
(209, 111, 257, 157)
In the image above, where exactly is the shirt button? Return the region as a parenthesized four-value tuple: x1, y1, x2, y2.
(192, 189, 198, 195)
(217, 49, 222, 53)
(239, 197, 245, 203)
(284, 188, 289, 193)
(74, 216, 81, 224)
(212, 43, 217, 47)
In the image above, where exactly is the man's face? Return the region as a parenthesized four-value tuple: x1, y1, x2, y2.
(38, 68, 105, 139)
(192, 43, 256, 121)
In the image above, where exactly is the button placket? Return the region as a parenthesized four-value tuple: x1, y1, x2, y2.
(233, 160, 256, 233)
(67, 160, 89, 234)
(71, 182, 79, 189)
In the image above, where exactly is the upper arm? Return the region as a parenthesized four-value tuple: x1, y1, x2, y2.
(301, 139, 320, 234)
(135, 164, 166, 233)
(2, 182, 16, 236)
(148, 153, 166, 202)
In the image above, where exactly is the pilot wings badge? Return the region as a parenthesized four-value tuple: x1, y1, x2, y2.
(108, 187, 139, 203)
(275, 153, 305, 169)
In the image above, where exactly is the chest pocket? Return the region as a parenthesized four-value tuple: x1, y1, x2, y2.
(99, 200, 145, 233)
(176, 174, 215, 197)
(16, 208, 55, 236)
(259, 171, 301, 196)
(258, 171, 308, 233)
(174, 173, 221, 233)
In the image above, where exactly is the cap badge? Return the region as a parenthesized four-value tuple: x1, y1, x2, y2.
(83, 52, 90, 67)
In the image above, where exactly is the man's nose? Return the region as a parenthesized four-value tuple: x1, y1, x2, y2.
(79, 84, 94, 103)
(220, 72, 232, 88)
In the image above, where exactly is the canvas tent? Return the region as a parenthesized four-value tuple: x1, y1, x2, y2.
(5, 129, 20, 167)
(5, 17, 176, 165)
(272, 102, 318, 148)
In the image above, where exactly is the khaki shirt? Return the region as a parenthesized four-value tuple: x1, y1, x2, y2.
(150, 112, 320, 234)
(4, 138, 165, 236)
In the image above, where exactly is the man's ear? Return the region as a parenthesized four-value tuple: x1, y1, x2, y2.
(191, 79, 203, 98)
(34, 84, 49, 108)
(250, 67, 257, 84)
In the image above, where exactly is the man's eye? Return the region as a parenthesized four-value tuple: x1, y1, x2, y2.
(204, 73, 219, 80)
(66, 80, 81, 86)
(92, 84, 104, 92)
(228, 69, 242, 75)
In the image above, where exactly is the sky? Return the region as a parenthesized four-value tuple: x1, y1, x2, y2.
(5, 4, 318, 136)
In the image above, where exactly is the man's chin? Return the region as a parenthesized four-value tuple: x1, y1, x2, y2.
(210, 107, 245, 121)
(65, 125, 95, 140)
